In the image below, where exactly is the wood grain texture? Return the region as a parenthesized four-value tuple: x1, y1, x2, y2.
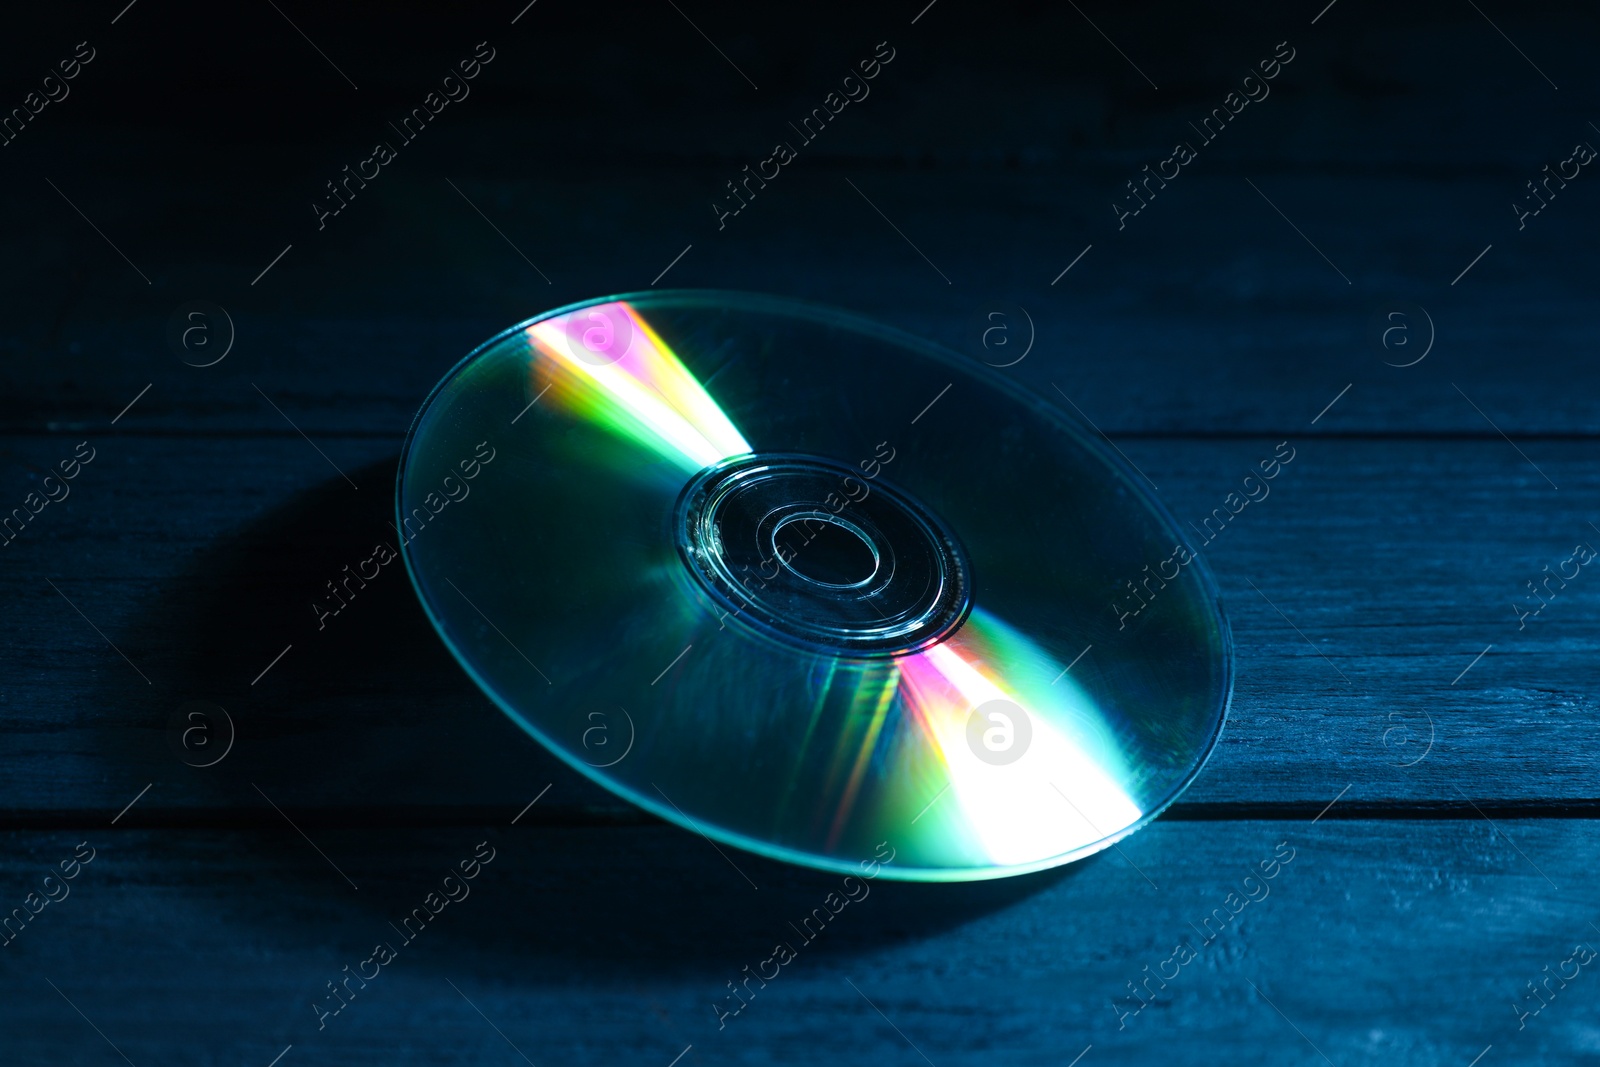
(1, 819, 1595, 1065)
(3, 164, 1596, 439)
(0, 4, 1596, 437)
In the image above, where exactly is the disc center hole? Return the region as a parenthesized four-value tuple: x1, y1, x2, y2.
(772, 513, 879, 589)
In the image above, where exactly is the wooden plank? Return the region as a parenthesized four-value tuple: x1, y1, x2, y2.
(5, 164, 1598, 439)
(0, 5, 1595, 436)
(0, 818, 1593, 1064)
(2, 432, 1596, 816)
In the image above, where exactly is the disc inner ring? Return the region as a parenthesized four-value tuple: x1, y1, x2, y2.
(770, 511, 882, 589)
(674, 453, 972, 657)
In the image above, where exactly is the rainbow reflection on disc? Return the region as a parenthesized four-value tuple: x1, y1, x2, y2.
(397, 291, 1232, 881)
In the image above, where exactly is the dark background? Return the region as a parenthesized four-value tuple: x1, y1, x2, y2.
(3, 1, 1599, 1063)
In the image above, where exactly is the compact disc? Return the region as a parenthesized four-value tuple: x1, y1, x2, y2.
(397, 291, 1231, 881)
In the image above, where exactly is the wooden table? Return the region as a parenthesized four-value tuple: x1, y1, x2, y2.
(3, 1, 1597, 1063)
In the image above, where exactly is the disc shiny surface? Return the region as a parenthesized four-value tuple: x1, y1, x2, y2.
(398, 291, 1232, 881)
